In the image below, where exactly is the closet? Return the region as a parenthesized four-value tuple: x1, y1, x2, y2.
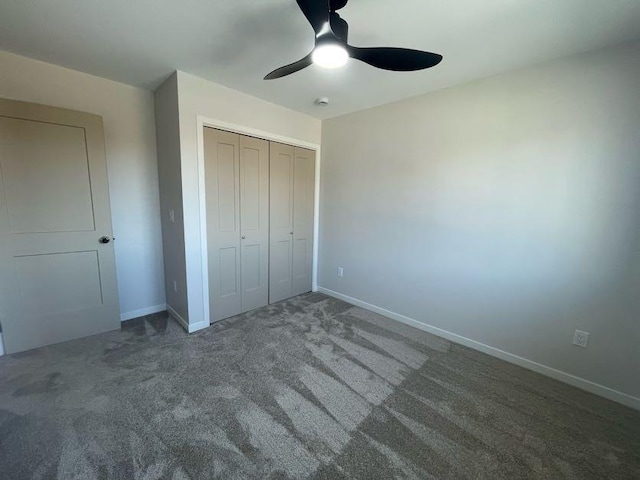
(204, 127, 315, 322)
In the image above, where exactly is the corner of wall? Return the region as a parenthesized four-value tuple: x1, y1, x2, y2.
(154, 71, 189, 323)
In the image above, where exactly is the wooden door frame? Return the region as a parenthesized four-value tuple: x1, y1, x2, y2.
(196, 116, 321, 326)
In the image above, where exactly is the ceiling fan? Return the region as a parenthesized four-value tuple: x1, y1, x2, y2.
(264, 0, 443, 80)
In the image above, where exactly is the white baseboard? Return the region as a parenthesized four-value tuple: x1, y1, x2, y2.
(167, 305, 188, 330)
(188, 321, 209, 333)
(166, 305, 209, 334)
(317, 287, 640, 411)
(120, 304, 167, 322)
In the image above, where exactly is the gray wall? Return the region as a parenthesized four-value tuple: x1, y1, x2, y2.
(319, 42, 640, 401)
(155, 73, 189, 321)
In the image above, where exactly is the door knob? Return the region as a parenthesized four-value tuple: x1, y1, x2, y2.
(99, 236, 111, 244)
(241, 235, 246, 240)
(289, 231, 293, 235)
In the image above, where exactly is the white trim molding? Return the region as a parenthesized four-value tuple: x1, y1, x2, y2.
(167, 304, 208, 334)
(120, 304, 167, 322)
(196, 116, 322, 325)
(318, 287, 640, 411)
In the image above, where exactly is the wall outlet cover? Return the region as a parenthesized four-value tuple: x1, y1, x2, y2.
(337, 267, 344, 278)
(573, 330, 590, 348)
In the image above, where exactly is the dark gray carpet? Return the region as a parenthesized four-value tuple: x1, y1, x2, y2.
(0, 293, 638, 479)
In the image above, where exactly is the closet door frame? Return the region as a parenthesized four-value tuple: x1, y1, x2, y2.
(196, 116, 320, 325)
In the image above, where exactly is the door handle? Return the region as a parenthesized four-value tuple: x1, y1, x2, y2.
(289, 231, 293, 235)
(241, 235, 246, 240)
(99, 236, 111, 244)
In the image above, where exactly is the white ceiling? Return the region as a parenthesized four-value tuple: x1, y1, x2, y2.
(1, 0, 640, 119)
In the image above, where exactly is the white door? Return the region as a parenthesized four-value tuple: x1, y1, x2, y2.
(269, 142, 294, 304)
(204, 128, 242, 322)
(239, 135, 269, 312)
(0, 98, 120, 353)
(292, 147, 315, 296)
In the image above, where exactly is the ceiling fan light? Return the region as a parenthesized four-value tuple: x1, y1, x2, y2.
(312, 44, 348, 69)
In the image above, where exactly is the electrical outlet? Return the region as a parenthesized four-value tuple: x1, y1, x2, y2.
(172, 280, 178, 293)
(169, 209, 175, 223)
(337, 267, 344, 278)
(573, 330, 590, 348)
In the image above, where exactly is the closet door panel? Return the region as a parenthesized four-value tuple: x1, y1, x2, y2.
(269, 142, 294, 303)
(292, 147, 315, 296)
(204, 128, 242, 322)
(218, 247, 239, 296)
(240, 135, 269, 312)
(292, 237, 309, 292)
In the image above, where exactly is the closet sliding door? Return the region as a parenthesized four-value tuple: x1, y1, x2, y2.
(239, 135, 269, 313)
(292, 147, 315, 296)
(269, 142, 294, 304)
(205, 128, 241, 321)
(269, 142, 315, 303)
(205, 128, 315, 318)
(205, 128, 269, 322)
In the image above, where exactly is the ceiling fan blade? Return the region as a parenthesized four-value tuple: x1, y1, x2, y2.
(330, 0, 348, 11)
(296, 0, 330, 35)
(347, 46, 443, 71)
(264, 54, 313, 80)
